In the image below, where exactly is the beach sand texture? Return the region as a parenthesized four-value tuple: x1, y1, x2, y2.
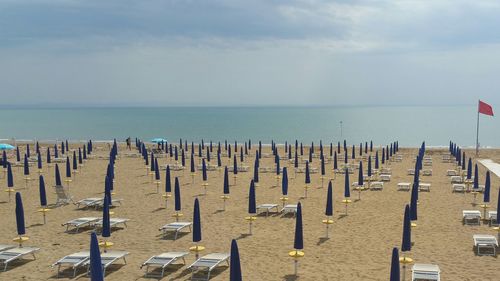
(0, 144, 498, 280)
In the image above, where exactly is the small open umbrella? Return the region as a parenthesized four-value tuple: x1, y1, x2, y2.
(0, 143, 15, 150)
(89, 232, 104, 281)
(230, 239, 242, 281)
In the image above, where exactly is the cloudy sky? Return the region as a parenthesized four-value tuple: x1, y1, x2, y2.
(1, 0, 500, 106)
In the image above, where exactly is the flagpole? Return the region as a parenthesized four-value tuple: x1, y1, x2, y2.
(476, 100, 480, 156)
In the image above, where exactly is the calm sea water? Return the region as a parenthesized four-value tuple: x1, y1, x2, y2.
(0, 106, 497, 147)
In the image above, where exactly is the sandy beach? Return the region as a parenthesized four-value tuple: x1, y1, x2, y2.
(0, 143, 499, 280)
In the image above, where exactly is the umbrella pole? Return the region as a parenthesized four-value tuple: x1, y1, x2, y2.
(156, 181, 160, 194)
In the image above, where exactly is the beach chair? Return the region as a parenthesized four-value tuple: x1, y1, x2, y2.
(463, 210, 481, 225)
(380, 174, 391, 182)
(442, 154, 451, 162)
(237, 166, 249, 172)
(259, 167, 273, 173)
(472, 234, 498, 256)
(256, 204, 279, 217)
(422, 169, 432, 176)
(450, 176, 463, 184)
(398, 182, 411, 191)
(84, 250, 129, 276)
(370, 181, 384, 191)
(51, 251, 90, 277)
(159, 222, 192, 240)
(62, 217, 100, 233)
(75, 198, 103, 209)
(395, 155, 403, 162)
(188, 253, 230, 281)
(407, 169, 415, 176)
(411, 263, 440, 281)
(380, 168, 392, 175)
(55, 186, 74, 206)
(0, 246, 40, 271)
(93, 198, 123, 208)
(141, 252, 189, 278)
(446, 169, 458, 176)
(94, 218, 129, 230)
(0, 245, 15, 252)
(418, 183, 431, 192)
(281, 204, 298, 216)
(488, 211, 498, 226)
(452, 184, 466, 193)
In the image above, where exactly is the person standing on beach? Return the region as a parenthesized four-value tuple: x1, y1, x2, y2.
(126, 137, 131, 150)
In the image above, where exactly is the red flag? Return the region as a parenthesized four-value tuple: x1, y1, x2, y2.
(478, 100, 494, 116)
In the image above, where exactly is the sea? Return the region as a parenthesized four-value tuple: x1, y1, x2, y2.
(0, 106, 497, 148)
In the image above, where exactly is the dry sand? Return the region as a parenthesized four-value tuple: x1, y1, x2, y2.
(0, 144, 499, 280)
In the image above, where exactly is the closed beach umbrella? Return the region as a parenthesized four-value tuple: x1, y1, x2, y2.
(382, 148, 385, 164)
(344, 150, 348, 164)
(46, 147, 51, 164)
(61, 141, 65, 155)
(461, 152, 466, 170)
(78, 148, 83, 164)
(253, 160, 259, 183)
(154, 158, 160, 181)
(174, 146, 178, 161)
(26, 144, 31, 158)
(497, 189, 500, 226)
(230, 239, 242, 281)
(39, 175, 47, 206)
(240, 149, 244, 162)
(193, 198, 201, 242)
(276, 155, 280, 176)
(151, 152, 155, 172)
(473, 164, 479, 189)
(37, 153, 42, 169)
(300, 143, 303, 156)
(89, 232, 104, 281)
(367, 156, 372, 177)
(320, 156, 325, 176)
(24, 154, 29, 175)
(294, 203, 303, 250)
(73, 151, 77, 170)
(282, 167, 288, 196)
(358, 161, 363, 186)
(233, 155, 238, 175)
(165, 165, 172, 193)
(102, 194, 111, 238)
(305, 162, 311, 184)
(2, 150, 6, 168)
(325, 181, 333, 216)
(54, 144, 58, 159)
(224, 167, 230, 194)
(16, 146, 20, 162)
(370, 141, 373, 152)
(352, 144, 355, 159)
(175, 178, 181, 211)
(249, 180, 256, 214)
(65, 157, 71, 178)
(402, 205, 411, 252)
(410, 185, 418, 221)
(202, 159, 207, 181)
(181, 150, 185, 166)
(333, 152, 338, 170)
(7, 163, 13, 187)
(55, 164, 62, 186)
(15, 192, 26, 236)
(375, 151, 379, 169)
(344, 168, 350, 198)
(484, 171, 490, 203)
(190, 153, 195, 173)
(294, 150, 299, 168)
(217, 151, 222, 167)
(466, 158, 472, 179)
(390, 248, 400, 281)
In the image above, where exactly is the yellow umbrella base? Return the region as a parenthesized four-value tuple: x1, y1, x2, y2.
(399, 257, 413, 264)
(288, 250, 305, 258)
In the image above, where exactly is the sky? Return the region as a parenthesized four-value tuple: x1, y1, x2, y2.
(1, 0, 500, 107)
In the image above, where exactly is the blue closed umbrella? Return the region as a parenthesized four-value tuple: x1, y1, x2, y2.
(390, 248, 400, 281)
(382, 148, 385, 164)
(16, 146, 20, 162)
(39, 175, 47, 206)
(367, 156, 372, 177)
(66, 156, 71, 178)
(15, 192, 26, 236)
(102, 194, 111, 238)
(2, 150, 6, 168)
(37, 153, 42, 169)
(229, 239, 242, 281)
(466, 158, 472, 179)
(233, 155, 238, 175)
(202, 159, 207, 181)
(193, 198, 201, 242)
(344, 150, 348, 164)
(61, 141, 65, 155)
(55, 164, 62, 186)
(26, 144, 30, 158)
(253, 159, 259, 183)
(23, 154, 29, 175)
(217, 151, 222, 167)
(410, 185, 418, 221)
(294, 150, 299, 168)
(151, 153, 155, 172)
(305, 162, 311, 184)
(333, 152, 338, 170)
(375, 151, 379, 169)
(7, 163, 13, 187)
(358, 161, 363, 186)
(282, 167, 288, 196)
(78, 148, 83, 164)
(484, 171, 490, 203)
(325, 181, 333, 216)
(344, 168, 350, 198)
(223, 167, 230, 194)
(46, 147, 51, 164)
(402, 205, 412, 252)
(174, 177, 181, 212)
(320, 156, 325, 176)
(73, 151, 78, 170)
(190, 153, 195, 173)
(294, 203, 303, 250)
(154, 158, 160, 181)
(473, 164, 479, 189)
(181, 150, 186, 167)
(165, 165, 171, 193)
(249, 180, 256, 214)
(496, 189, 500, 226)
(89, 232, 104, 281)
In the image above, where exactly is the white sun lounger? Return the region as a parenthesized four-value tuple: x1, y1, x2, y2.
(422, 169, 432, 176)
(398, 182, 411, 191)
(0, 247, 40, 271)
(370, 181, 384, 191)
(84, 250, 129, 276)
(0, 245, 15, 252)
(380, 174, 391, 182)
(256, 204, 279, 217)
(418, 183, 431, 192)
(188, 253, 230, 281)
(463, 210, 481, 225)
(451, 176, 463, 184)
(407, 169, 415, 175)
(412, 263, 440, 281)
(452, 184, 466, 193)
(380, 168, 392, 175)
(141, 252, 189, 277)
(258, 167, 273, 173)
(93, 198, 123, 208)
(488, 211, 498, 226)
(281, 204, 298, 216)
(75, 198, 103, 209)
(446, 169, 458, 176)
(473, 234, 498, 256)
(94, 218, 129, 229)
(159, 222, 192, 240)
(55, 186, 74, 206)
(52, 251, 90, 277)
(62, 217, 100, 233)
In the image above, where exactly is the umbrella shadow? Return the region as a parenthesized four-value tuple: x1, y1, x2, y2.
(235, 233, 252, 240)
(27, 223, 44, 228)
(141, 264, 184, 279)
(283, 274, 299, 281)
(316, 237, 329, 246)
(160, 232, 189, 241)
(213, 209, 225, 215)
(151, 207, 165, 213)
(338, 214, 348, 220)
(144, 192, 158, 196)
(0, 201, 9, 204)
(185, 265, 228, 280)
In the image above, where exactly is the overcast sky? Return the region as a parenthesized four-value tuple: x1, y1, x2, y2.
(1, 0, 500, 107)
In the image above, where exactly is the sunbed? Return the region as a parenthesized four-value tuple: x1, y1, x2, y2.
(281, 204, 298, 216)
(0, 245, 15, 252)
(141, 252, 189, 277)
(84, 250, 129, 276)
(446, 169, 458, 176)
(159, 222, 192, 240)
(418, 183, 431, 192)
(380, 174, 391, 182)
(55, 186, 74, 206)
(472, 234, 498, 256)
(75, 198, 103, 209)
(411, 263, 440, 281)
(256, 204, 279, 217)
(422, 169, 432, 176)
(370, 181, 384, 191)
(94, 218, 129, 229)
(62, 217, 100, 233)
(452, 184, 466, 193)
(51, 251, 90, 277)
(398, 182, 411, 191)
(450, 176, 463, 184)
(188, 253, 230, 280)
(488, 211, 498, 226)
(463, 210, 481, 225)
(0, 246, 40, 271)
